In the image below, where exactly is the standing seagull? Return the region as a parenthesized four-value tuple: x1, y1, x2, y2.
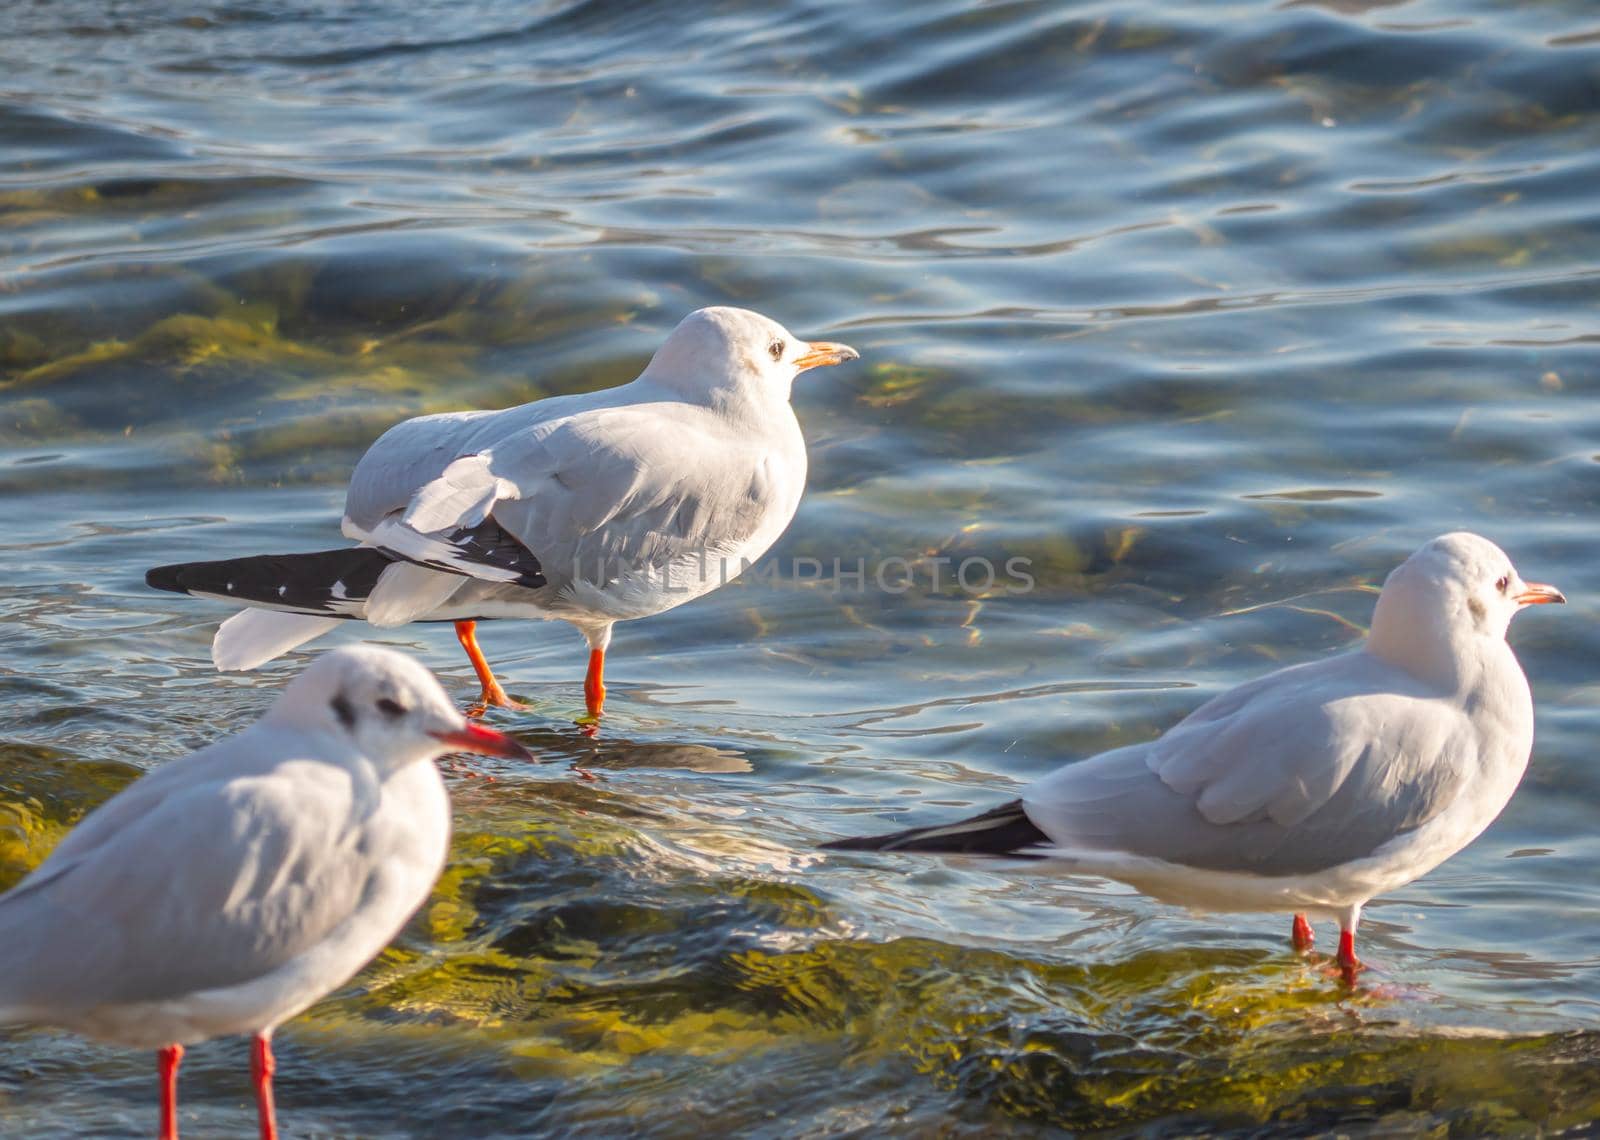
(146, 307, 859, 722)
(823, 533, 1564, 984)
(0, 646, 530, 1139)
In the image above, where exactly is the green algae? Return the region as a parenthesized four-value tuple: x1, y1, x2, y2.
(857, 361, 938, 409)
(0, 800, 65, 892)
(308, 844, 1600, 1135)
(0, 743, 140, 890)
(246, 770, 1594, 1133)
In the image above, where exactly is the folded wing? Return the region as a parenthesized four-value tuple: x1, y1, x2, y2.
(1023, 653, 1477, 877)
(344, 399, 795, 599)
(0, 758, 369, 1013)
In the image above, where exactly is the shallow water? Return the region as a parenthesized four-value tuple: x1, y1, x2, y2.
(3, 0, 1600, 1134)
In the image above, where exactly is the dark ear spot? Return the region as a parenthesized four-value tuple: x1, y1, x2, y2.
(330, 693, 356, 730)
(1468, 597, 1487, 623)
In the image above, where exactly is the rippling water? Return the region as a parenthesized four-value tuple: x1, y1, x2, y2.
(4, 0, 1600, 1134)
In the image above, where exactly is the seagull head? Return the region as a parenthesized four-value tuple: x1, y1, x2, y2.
(269, 645, 533, 768)
(640, 306, 858, 405)
(1368, 532, 1563, 683)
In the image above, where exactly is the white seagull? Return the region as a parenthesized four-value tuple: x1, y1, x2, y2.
(146, 307, 859, 723)
(823, 533, 1565, 984)
(0, 646, 530, 1139)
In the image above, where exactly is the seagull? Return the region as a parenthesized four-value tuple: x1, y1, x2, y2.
(145, 306, 859, 723)
(823, 533, 1565, 985)
(0, 646, 531, 1140)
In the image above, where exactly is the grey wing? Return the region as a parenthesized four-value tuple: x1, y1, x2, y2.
(31, 735, 244, 871)
(0, 768, 365, 1012)
(338, 409, 550, 587)
(349, 399, 796, 598)
(488, 404, 795, 580)
(1024, 654, 1476, 876)
(342, 409, 498, 534)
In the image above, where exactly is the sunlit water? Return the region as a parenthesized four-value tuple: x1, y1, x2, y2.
(4, 0, 1600, 1134)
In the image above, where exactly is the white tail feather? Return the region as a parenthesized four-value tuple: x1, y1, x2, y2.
(363, 562, 465, 628)
(212, 610, 341, 671)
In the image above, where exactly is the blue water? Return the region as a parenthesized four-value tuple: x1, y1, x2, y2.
(4, 0, 1600, 1134)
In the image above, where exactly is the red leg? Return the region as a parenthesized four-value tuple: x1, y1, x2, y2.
(584, 647, 606, 720)
(157, 1044, 184, 1140)
(1336, 928, 1362, 986)
(455, 621, 514, 712)
(1291, 913, 1314, 952)
(251, 1033, 278, 1140)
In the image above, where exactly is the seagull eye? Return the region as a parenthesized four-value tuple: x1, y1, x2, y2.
(1495, 575, 1510, 593)
(376, 697, 406, 718)
(768, 339, 785, 362)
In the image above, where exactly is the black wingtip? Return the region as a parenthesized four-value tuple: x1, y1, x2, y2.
(444, 516, 547, 589)
(145, 564, 184, 593)
(141, 548, 397, 613)
(820, 800, 1049, 858)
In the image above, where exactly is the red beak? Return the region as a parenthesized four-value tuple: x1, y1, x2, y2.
(429, 722, 533, 761)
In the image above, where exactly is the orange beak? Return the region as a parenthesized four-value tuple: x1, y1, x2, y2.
(793, 340, 860, 372)
(429, 721, 533, 760)
(1515, 581, 1566, 606)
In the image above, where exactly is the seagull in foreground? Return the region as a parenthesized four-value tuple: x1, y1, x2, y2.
(0, 646, 530, 1139)
(823, 533, 1565, 984)
(146, 306, 859, 723)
